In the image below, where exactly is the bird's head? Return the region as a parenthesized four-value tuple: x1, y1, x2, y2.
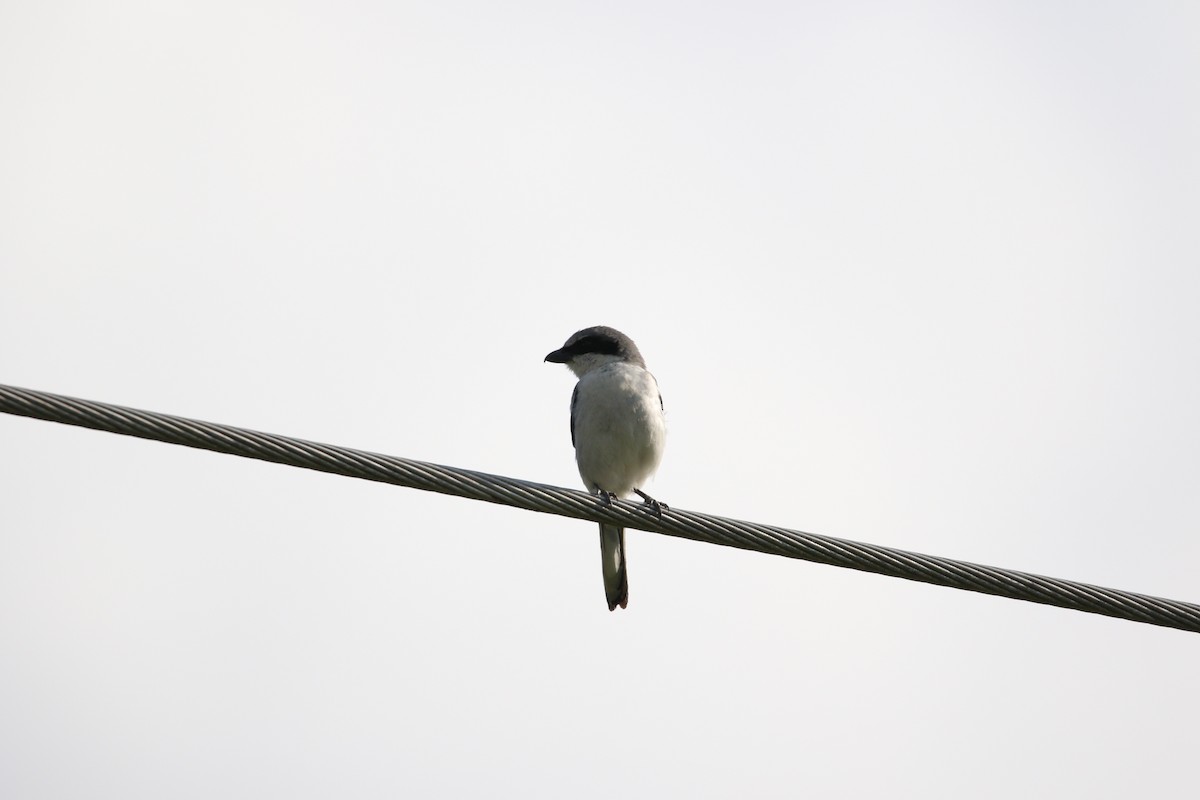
(545, 326, 646, 378)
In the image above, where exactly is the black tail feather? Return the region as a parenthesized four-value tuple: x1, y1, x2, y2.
(600, 523, 628, 611)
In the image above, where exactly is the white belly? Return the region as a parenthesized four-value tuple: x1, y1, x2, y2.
(572, 363, 666, 497)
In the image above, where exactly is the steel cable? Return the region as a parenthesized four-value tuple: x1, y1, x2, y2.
(3, 382, 1197, 633)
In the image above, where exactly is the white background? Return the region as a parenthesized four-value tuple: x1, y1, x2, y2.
(2, 2, 1198, 797)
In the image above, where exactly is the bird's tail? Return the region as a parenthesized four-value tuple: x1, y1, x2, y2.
(599, 524, 628, 611)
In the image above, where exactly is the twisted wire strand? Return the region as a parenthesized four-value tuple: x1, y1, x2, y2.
(3, 382, 1197, 633)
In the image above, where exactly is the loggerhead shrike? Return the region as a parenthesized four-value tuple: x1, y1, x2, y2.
(545, 326, 667, 611)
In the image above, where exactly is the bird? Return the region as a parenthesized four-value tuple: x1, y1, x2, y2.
(545, 326, 667, 610)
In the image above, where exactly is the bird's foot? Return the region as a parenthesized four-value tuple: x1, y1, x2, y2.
(633, 488, 668, 520)
(597, 490, 618, 506)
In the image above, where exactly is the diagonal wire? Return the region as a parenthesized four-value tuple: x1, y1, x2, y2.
(2, 382, 1198, 633)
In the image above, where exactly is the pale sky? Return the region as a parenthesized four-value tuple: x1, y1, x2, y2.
(2, 2, 1199, 797)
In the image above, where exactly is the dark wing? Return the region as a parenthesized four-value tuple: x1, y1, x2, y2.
(570, 383, 579, 448)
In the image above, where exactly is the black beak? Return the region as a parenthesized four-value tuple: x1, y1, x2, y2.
(545, 348, 570, 363)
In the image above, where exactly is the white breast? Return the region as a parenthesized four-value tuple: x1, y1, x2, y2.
(572, 362, 666, 497)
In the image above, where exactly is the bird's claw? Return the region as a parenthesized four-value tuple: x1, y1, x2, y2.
(633, 488, 668, 520)
(598, 490, 617, 506)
